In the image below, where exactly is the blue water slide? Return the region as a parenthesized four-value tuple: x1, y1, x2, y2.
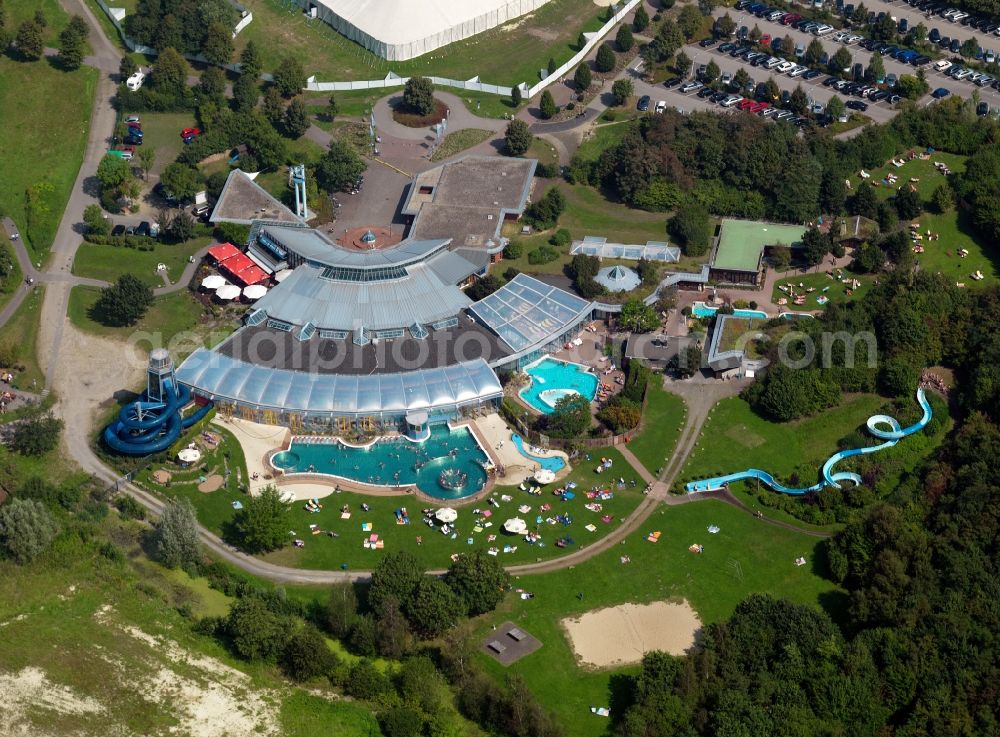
(103, 379, 213, 456)
(685, 389, 932, 496)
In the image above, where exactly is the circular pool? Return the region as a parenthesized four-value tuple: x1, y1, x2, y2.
(539, 388, 581, 409)
(271, 450, 300, 470)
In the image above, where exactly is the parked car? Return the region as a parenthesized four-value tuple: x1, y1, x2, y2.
(136, 221, 151, 237)
(655, 100, 668, 113)
(664, 77, 682, 88)
(977, 101, 990, 115)
(636, 95, 651, 111)
(125, 115, 140, 124)
(111, 224, 126, 237)
(126, 71, 145, 91)
(932, 86, 951, 97)
(846, 99, 869, 110)
(680, 81, 703, 92)
(700, 37, 717, 47)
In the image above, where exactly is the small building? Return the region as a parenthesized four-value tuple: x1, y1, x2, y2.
(595, 265, 640, 293)
(706, 314, 769, 378)
(710, 219, 807, 286)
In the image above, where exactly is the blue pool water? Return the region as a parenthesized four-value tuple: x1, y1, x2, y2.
(691, 302, 769, 320)
(519, 357, 599, 414)
(271, 425, 489, 500)
(511, 433, 567, 472)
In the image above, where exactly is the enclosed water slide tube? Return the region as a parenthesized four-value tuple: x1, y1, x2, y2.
(103, 380, 213, 456)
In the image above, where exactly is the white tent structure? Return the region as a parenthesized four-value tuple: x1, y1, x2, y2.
(503, 517, 527, 535)
(201, 275, 226, 290)
(243, 284, 268, 301)
(303, 0, 550, 61)
(534, 469, 556, 485)
(177, 448, 202, 464)
(215, 284, 242, 301)
(435, 507, 458, 524)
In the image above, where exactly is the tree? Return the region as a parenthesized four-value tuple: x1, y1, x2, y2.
(674, 50, 691, 77)
(325, 95, 339, 121)
(232, 73, 258, 112)
(896, 74, 928, 100)
(168, 211, 195, 242)
(612, 78, 634, 106)
(58, 24, 86, 70)
(202, 21, 233, 66)
(346, 660, 393, 701)
(749, 23, 762, 42)
(403, 76, 435, 116)
(133, 147, 154, 182)
(539, 89, 558, 119)
(668, 204, 711, 256)
(94, 274, 153, 326)
(199, 66, 226, 103)
(325, 583, 359, 637)
(669, 344, 703, 378)
(651, 21, 684, 61)
(826, 94, 845, 121)
(9, 413, 63, 456)
(616, 24, 634, 52)
(0, 499, 59, 564)
(226, 596, 289, 661)
(830, 47, 852, 76)
(119, 55, 138, 80)
(15, 20, 43, 60)
(504, 118, 532, 156)
(960, 37, 977, 58)
(595, 43, 615, 73)
(273, 56, 305, 98)
(239, 39, 263, 78)
(405, 577, 464, 638)
(851, 181, 878, 219)
(865, 52, 886, 83)
(633, 4, 649, 32)
(369, 551, 425, 612)
(894, 186, 923, 220)
(804, 38, 824, 66)
(931, 182, 954, 213)
(281, 625, 338, 681)
(232, 486, 290, 553)
(789, 84, 808, 114)
(282, 98, 309, 138)
(445, 549, 511, 615)
(379, 708, 423, 737)
(314, 138, 366, 193)
(510, 84, 522, 107)
(543, 393, 591, 438)
(703, 59, 720, 84)
(800, 226, 833, 266)
(155, 15, 182, 54)
(620, 299, 659, 332)
(160, 163, 204, 201)
(574, 62, 592, 92)
(763, 76, 780, 102)
(733, 67, 750, 92)
(547, 57, 557, 76)
(152, 498, 201, 568)
(524, 186, 565, 229)
(83, 204, 110, 236)
(677, 5, 703, 39)
(716, 12, 736, 37)
(598, 396, 642, 433)
(151, 47, 188, 97)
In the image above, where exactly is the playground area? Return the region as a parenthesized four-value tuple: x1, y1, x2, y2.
(562, 601, 702, 667)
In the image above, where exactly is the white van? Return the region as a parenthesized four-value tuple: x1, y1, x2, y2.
(934, 59, 953, 72)
(126, 71, 145, 91)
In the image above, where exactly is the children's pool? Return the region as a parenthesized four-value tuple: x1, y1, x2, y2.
(271, 425, 489, 500)
(691, 302, 769, 320)
(519, 357, 599, 414)
(511, 433, 566, 472)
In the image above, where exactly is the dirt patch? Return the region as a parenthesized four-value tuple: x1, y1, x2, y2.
(0, 666, 105, 735)
(392, 98, 449, 128)
(526, 27, 560, 41)
(153, 469, 172, 484)
(198, 474, 224, 493)
(562, 601, 702, 667)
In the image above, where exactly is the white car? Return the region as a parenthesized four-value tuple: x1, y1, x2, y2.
(125, 115, 140, 124)
(777, 61, 795, 73)
(815, 24, 835, 35)
(655, 100, 668, 113)
(934, 59, 953, 71)
(126, 71, 145, 91)
(832, 31, 847, 42)
(789, 65, 809, 77)
(846, 34, 864, 44)
(765, 57, 783, 69)
(720, 95, 744, 107)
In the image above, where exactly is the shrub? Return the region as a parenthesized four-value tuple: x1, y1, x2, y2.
(528, 245, 559, 264)
(503, 240, 524, 259)
(549, 228, 571, 247)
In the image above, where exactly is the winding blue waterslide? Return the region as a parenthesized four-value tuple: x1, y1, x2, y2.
(685, 389, 933, 496)
(103, 380, 213, 456)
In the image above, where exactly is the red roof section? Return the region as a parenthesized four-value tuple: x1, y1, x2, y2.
(219, 252, 255, 278)
(207, 242, 240, 262)
(236, 265, 269, 285)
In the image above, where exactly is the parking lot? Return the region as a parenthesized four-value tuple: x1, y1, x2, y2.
(865, 0, 1000, 56)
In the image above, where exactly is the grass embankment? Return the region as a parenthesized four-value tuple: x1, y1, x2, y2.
(626, 385, 687, 475)
(0, 56, 97, 263)
(0, 236, 24, 312)
(67, 286, 206, 346)
(0, 285, 46, 391)
(430, 129, 494, 161)
(72, 237, 211, 288)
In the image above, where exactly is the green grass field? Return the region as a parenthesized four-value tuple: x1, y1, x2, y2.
(472, 499, 841, 737)
(0, 285, 46, 391)
(847, 152, 967, 200)
(125, 112, 199, 174)
(575, 120, 634, 164)
(910, 209, 999, 285)
(430, 129, 494, 161)
(0, 57, 97, 263)
(67, 286, 206, 345)
(72, 237, 211, 288)
(627, 385, 687, 475)
(770, 270, 873, 311)
(681, 394, 886, 485)
(239, 0, 607, 88)
(143, 437, 650, 570)
(0, 237, 25, 312)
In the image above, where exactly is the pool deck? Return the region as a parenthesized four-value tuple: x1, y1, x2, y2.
(470, 414, 571, 485)
(212, 416, 290, 495)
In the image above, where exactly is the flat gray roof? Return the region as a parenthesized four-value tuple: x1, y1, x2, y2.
(210, 170, 304, 226)
(259, 223, 452, 270)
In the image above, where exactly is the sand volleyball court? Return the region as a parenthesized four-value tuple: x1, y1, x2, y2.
(562, 601, 701, 667)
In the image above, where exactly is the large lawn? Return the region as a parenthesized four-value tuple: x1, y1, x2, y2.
(238, 0, 607, 89)
(125, 112, 199, 175)
(681, 394, 886, 485)
(472, 499, 841, 737)
(143, 438, 650, 570)
(627, 385, 687, 475)
(910, 208, 999, 286)
(72, 237, 212, 288)
(0, 56, 97, 262)
(574, 120, 635, 164)
(847, 151, 967, 200)
(67, 286, 207, 347)
(0, 285, 46, 392)
(770, 269, 873, 311)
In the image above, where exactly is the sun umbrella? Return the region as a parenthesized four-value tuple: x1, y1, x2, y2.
(534, 468, 556, 485)
(215, 284, 241, 301)
(201, 274, 226, 290)
(177, 448, 202, 464)
(274, 268, 294, 282)
(503, 517, 527, 535)
(242, 284, 268, 300)
(435, 507, 458, 524)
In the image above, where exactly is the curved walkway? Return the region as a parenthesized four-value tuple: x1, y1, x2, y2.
(371, 91, 507, 142)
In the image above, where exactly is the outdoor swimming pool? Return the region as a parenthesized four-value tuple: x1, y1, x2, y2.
(519, 357, 599, 414)
(691, 302, 769, 320)
(271, 425, 489, 500)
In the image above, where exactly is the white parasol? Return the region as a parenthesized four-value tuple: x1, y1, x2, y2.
(242, 284, 268, 300)
(503, 517, 528, 535)
(534, 468, 556, 485)
(177, 447, 202, 464)
(435, 507, 458, 524)
(201, 274, 226, 290)
(215, 284, 242, 301)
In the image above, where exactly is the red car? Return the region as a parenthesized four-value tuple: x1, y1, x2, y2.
(750, 101, 770, 113)
(180, 127, 201, 139)
(737, 98, 756, 111)
(760, 33, 772, 44)
(782, 13, 801, 24)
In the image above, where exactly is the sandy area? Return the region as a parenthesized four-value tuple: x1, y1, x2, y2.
(152, 470, 171, 484)
(563, 601, 702, 667)
(198, 474, 224, 493)
(0, 667, 105, 735)
(212, 416, 289, 494)
(473, 413, 570, 484)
